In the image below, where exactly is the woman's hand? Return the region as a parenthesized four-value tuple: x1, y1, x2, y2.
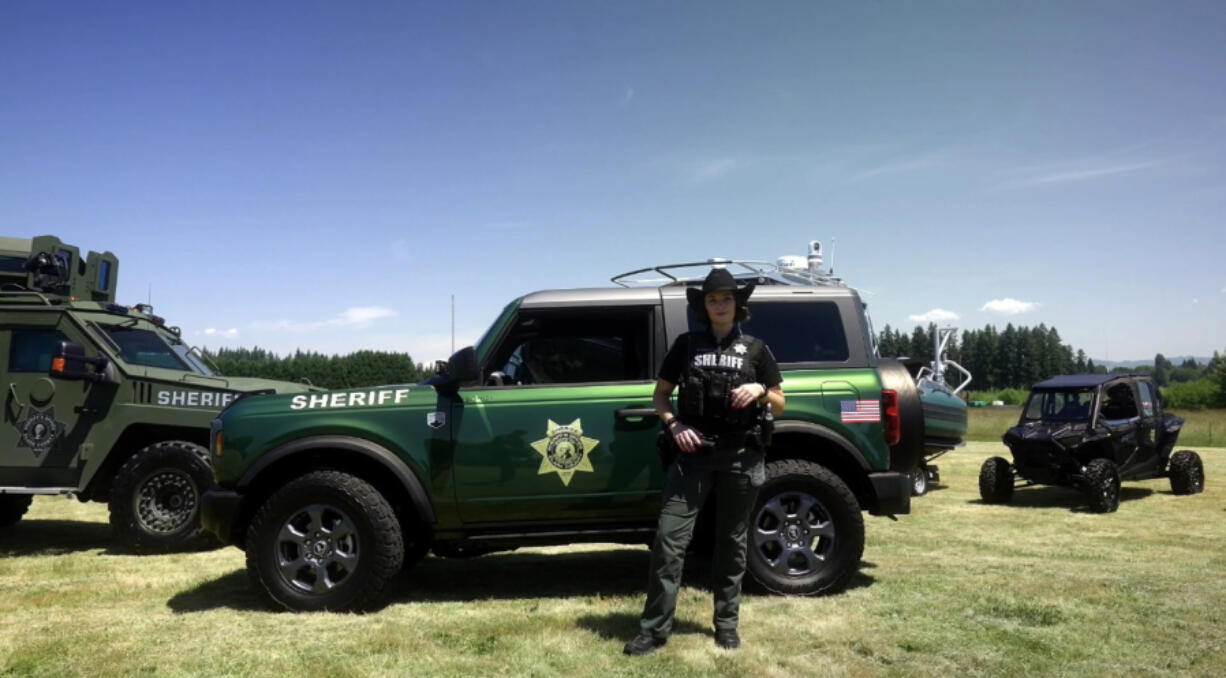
(730, 382, 766, 409)
(670, 422, 703, 454)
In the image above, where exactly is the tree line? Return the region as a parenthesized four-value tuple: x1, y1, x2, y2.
(202, 347, 434, 390)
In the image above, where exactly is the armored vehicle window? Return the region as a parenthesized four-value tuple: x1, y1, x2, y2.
(9, 329, 70, 372)
(0, 255, 26, 273)
(689, 300, 849, 363)
(490, 309, 651, 385)
(1023, 389, 1092, 421)
(1099, 383, 1138, 420)
(96, 325, 191, 371)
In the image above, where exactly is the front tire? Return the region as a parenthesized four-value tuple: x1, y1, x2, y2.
(1084, 458, 1120, 513)
(746, 459, 864, 596)
(246, 470, 404, 612)
(1169, 450, 1205, 495)
(979, 457, 1014, 504)
(0, 495, 34, 527)
(109, 441, 216, 553)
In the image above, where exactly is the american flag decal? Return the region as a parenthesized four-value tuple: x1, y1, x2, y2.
(840, 399, 881, 423)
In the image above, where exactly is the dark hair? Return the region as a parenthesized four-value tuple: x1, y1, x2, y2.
(691, 299, 752, 326)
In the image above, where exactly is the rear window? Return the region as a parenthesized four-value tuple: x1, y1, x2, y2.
(689, 300, 849, 363)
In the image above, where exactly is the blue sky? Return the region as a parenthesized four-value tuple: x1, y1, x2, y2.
(4, 1, 1224, 364)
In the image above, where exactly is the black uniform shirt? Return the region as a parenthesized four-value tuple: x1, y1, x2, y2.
(659, 327, 782, 432)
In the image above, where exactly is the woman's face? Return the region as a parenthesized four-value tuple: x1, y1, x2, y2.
(704, 290, 735, 325)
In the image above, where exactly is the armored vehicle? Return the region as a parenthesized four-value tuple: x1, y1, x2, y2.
(980, 373, 1204, 512)
(203, 244, 969, 611)
(0, 235, 314, 551)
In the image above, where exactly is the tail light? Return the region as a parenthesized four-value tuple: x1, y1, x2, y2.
(881, 389, 900, 446)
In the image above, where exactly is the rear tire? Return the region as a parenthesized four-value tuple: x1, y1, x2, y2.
(1084, 458, 1120, 513)
(746, 459, 864, 596)
(0, 495, 34, 527)
(109, 441, 217, 553)
(246, 470, 403, 612)
(1169, 450, 1205, 495)
(979, 457, 1013, 504)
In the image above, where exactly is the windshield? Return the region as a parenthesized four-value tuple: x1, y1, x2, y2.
(95, 324, 213, 375)
(1023, 388, 1094, 421)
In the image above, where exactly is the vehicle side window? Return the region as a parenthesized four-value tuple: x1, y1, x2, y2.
(8, 329, 70, 372)
(1100, 383, 1139, 420)
(490, 309, 651, 385)
(688, 300, 849, 363)
(1136, 382, 1155, 417)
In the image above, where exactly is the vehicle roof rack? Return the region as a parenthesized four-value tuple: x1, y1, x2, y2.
(611, 258, 847, 289)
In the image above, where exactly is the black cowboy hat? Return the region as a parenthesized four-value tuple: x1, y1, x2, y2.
(685, 268, 756, 308)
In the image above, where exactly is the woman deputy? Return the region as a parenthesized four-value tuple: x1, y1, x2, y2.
(624, 268, 785, 655)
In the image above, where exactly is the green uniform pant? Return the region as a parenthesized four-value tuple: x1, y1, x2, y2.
(638, 447, 765, 638)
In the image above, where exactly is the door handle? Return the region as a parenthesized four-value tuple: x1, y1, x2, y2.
(615, 407, 657, 421)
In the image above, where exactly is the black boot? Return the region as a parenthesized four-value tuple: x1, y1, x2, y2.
(714, 629, 741, 649)
(623, 633, 667, 656)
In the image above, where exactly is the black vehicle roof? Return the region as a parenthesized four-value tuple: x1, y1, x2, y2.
(1032, 374, 1144, 389)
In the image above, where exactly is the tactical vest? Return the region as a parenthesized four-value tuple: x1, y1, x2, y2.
(677, 334, 761, 435)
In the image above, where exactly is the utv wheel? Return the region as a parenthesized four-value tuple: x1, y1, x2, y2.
(1169, 450, 1205, 495)
(246, 470, 403, 612)
(978, 457, 1014, 504)
(0, 495, 34, 527)
(747, 459, 864, 596)
(1084, 458, 1120, 513)
(910, 465, 929, 496)
(109, 441, 217, 553)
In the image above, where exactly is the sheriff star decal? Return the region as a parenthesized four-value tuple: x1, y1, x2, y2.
(531, 418, 598, 486)
(733, 343, 748, 355)
(16, 406, 65, 460)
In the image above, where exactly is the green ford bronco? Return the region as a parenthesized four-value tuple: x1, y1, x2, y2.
(0, 235, 314, 552)
(203, 246, 969, 611)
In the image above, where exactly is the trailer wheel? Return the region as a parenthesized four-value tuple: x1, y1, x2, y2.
(910, 465, 929, 496)
(1169, 450, 1204, 495)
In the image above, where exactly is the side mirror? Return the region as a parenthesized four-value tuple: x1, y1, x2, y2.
(49, 341, 111, 383)
(447, 346, 478, 383)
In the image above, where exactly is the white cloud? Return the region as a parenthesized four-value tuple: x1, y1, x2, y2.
(693, 157, 737, 182)
(202, 327, 239, 338)
(908, 308, 960, 323)
(621, 85, 635, 108)
(994, 160, 1162, 190)
(256, 306, 398, 333)
(981, 298, 1039, 315)
(335, 306, 396, 327)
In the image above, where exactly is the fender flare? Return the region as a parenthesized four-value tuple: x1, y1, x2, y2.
(238, 435, 436, 524)
(772, 420, 872, 471)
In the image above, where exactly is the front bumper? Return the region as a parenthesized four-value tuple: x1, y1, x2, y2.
(868, 471, 911, 516)
(201, 488, 242, 546)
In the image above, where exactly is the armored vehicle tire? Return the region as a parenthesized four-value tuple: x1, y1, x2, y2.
(109, 441, 217, 553)
(910, 465, 928, 496)
(747, 459, 864, 596)
(0, 495, 34, 527)
(1169, 450, 1205, 495)
(978, 457, 1013, 504)
(1084, 458, 1120, 513)
(246, 470, 404, 612)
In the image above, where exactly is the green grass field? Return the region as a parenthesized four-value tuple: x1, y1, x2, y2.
(2, 443, 1224, 677)
(966, 407, 1226, 447)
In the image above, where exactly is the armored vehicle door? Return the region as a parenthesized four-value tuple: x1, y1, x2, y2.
(0, 313, 105, 489)
(451, 303, 665, 525)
